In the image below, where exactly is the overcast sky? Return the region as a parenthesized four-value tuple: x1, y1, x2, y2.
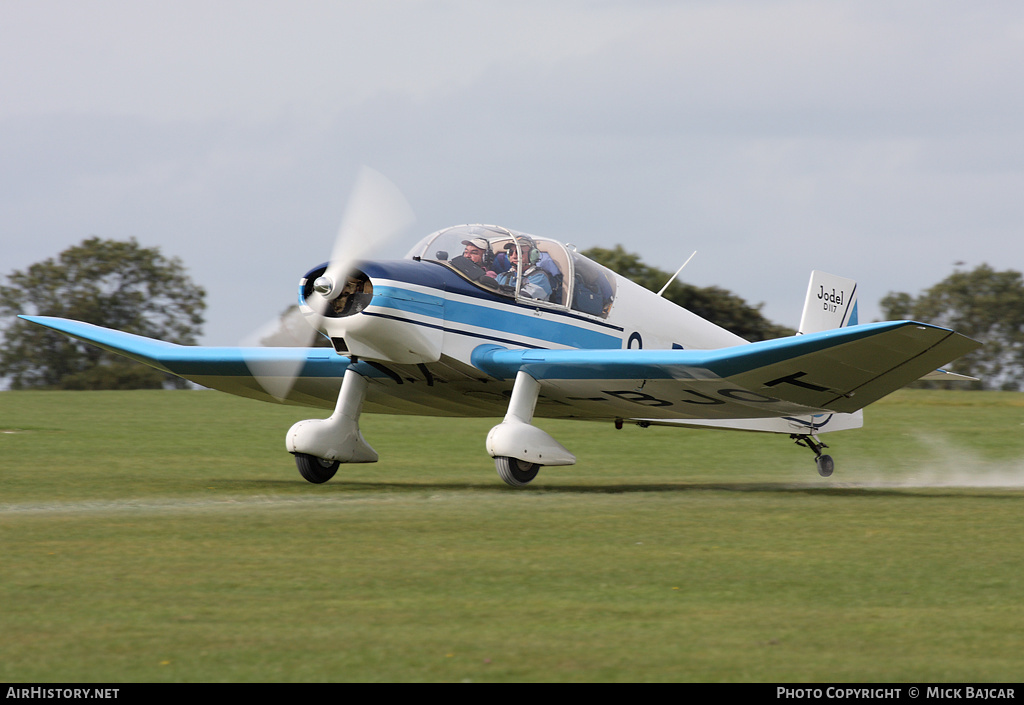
(3, 0, 1022, 344)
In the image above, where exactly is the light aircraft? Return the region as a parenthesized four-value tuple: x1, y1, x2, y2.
(22, 170, 980, 487)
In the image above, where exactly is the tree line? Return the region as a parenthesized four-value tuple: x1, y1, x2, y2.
(2, 238, 1021, 390)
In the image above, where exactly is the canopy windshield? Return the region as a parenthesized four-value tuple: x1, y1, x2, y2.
(405, 224, 616, 318)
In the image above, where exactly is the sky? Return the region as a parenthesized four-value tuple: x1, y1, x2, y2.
(2, 0, 1022, 345)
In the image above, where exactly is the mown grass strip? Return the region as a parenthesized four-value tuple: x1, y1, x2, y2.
(1, 389, 1022, 681)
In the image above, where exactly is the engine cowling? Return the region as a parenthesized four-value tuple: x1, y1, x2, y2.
(298, 261, 445, 364)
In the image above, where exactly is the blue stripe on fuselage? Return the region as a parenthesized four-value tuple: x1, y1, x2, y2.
(369, 284, 622, 349)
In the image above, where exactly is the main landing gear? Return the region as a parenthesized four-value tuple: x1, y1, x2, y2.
(285, 366, 576, 488)
(487, 371, 576, 487)
(286, 367, 378, 483)
(294, 454, 341, 484)
(792, 434, 835, 478)
(494, 457, 541, 487)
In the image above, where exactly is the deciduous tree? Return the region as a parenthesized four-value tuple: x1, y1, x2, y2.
(0, 238, 206, 389)
(881, 264, 1024, 390)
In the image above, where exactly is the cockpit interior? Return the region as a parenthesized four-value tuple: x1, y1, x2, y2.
(405, 224, 616, 318)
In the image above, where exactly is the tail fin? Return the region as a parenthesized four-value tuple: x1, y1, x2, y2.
(798, 271, 858, 334)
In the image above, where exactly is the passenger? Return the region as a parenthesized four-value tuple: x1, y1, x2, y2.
(495, 240, 553, 301)
(493, 245, 558, 278)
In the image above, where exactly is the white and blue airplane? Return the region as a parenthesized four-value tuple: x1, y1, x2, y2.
(21, 175, 979, 487)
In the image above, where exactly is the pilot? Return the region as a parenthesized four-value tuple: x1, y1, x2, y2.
(495, 240, 553, 301)
(461, 238, 493, 271)
(450, 237, 498, 282)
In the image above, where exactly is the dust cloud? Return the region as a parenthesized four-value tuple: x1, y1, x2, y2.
(849, 434, 1024, 489)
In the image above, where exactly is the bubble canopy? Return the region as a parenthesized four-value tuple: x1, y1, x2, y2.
(404, 225, 616, 318)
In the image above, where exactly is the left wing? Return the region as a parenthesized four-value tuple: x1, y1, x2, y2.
(472, 320, 980, 418)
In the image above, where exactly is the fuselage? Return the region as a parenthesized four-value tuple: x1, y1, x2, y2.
(289, 224, 753, 420)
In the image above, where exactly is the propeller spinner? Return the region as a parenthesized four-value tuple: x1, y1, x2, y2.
(245, 167, 415, 401)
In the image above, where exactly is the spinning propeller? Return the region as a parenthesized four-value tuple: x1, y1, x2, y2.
(304, 166, 416, 316)
(245, 167, 415, 401)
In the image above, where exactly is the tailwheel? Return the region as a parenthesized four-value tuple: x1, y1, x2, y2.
(495, 456, 541, 487)
(815, 454, 835, 478)
(294, 453, 340, 484)
(792, 434, 835, 478)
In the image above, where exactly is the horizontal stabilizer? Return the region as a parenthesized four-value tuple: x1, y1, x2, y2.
(918, 368, 978, 382)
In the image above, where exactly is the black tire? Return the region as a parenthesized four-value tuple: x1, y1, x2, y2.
(495, 456, 540, 487)
(295, 453, 340, 484)
(816, 454, 835, 478)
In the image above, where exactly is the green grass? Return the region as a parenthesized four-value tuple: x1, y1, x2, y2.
(2, 389, 1023, 682)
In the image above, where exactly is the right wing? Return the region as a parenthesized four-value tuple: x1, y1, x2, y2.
(19, 315, 351, 407)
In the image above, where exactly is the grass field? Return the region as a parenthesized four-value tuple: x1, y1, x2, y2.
(2, 389, 1023, 682)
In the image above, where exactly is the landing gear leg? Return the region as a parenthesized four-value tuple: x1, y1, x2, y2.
(486, 371, 576, 487)
(286, 367, 378, 483)
(792, 434, 834, 478)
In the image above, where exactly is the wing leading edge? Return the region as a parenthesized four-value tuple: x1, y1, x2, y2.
(472, 320, 980, 416)
(22, 316, 979, 421)
(18, 315, 351, 406)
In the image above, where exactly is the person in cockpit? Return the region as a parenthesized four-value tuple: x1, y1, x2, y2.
(495, 240, 553, 301)
(462, 238, 493, 271)
(450, 237, 498, 282)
